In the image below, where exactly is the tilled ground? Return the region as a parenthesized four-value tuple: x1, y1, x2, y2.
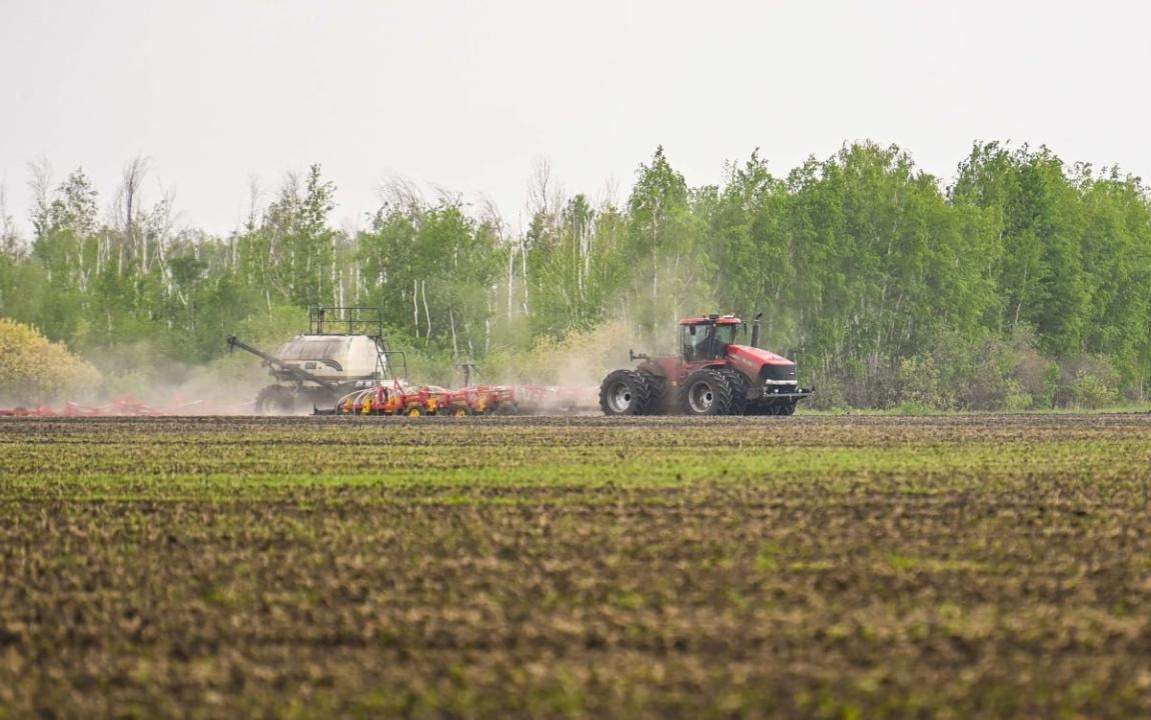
(2, 414, 1151, 718)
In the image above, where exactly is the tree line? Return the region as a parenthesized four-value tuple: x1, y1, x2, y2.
(1, 141, 1149, 410)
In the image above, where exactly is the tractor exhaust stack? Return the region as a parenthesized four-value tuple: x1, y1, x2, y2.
(750, 312, 763, 349)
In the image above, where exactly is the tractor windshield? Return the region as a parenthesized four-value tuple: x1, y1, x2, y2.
(681, 324, 737, 361)
(714, 324, 737, 348)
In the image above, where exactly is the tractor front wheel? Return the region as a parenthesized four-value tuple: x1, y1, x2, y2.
(718, 369, 750, 415)
(679, 369, 735, 416)
(599, 370, 655, 416)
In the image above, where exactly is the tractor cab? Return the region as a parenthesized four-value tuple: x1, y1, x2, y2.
(679, 314, 741, 362)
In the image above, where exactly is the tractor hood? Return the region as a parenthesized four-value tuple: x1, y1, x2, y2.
(726, 344, 798, 383)
(727, 344, 794, 368)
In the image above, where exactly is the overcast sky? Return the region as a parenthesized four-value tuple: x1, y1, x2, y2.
(2, 0, 1149, 236)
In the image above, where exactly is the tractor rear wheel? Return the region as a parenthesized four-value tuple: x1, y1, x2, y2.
(679, 369, 734, 416)
(638, 372, 666, 414)
(599, 370, 655, 416)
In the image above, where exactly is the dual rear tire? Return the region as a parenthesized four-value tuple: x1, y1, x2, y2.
(599, 370, 664, 415)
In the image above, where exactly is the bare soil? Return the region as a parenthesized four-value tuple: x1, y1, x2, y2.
(2, 414, 1150, 717)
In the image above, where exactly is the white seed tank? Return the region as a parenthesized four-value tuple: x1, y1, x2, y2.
(274, 334, 385, 382)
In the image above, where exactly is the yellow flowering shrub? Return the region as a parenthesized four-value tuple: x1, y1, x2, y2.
(0, 318, 101, 404)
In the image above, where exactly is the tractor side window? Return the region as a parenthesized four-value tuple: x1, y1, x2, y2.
(681, 326, 695, 360)
(682, 325, 715, 361)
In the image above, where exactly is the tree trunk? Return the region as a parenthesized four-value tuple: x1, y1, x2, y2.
(449, 306, 458, 357)
(421, 279, 432, 342)
(413, 279, 420, 337)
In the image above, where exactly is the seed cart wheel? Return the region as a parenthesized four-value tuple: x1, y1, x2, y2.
(407, 406, 422, 417)
(255, 385, 297, 415)
(452, 406, 470, 417)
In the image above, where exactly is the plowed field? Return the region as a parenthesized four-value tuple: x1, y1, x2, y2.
(2, 415, 1151, 718)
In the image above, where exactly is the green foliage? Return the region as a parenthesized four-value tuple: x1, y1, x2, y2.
(1, 142, 1150, 410)
(357, 195, 504, 356)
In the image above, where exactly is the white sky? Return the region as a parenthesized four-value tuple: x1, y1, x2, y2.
(2, 0, 1149, 236)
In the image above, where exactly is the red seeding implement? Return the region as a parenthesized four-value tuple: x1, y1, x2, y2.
(319, 381, 593, 417)
(599, 313, 813, 416)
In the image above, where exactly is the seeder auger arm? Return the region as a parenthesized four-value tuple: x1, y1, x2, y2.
(225, 335, 339, 392)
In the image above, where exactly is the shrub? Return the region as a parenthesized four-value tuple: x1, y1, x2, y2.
(806, 374, 847, 410)
(1069, 372, 1119, 409)
(1052, 355, 1119, 409)
(0, 318, 101, 404)
(898, 355, 951, 410)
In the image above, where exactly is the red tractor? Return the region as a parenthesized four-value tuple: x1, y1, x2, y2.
(599, 313, 812, 416)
